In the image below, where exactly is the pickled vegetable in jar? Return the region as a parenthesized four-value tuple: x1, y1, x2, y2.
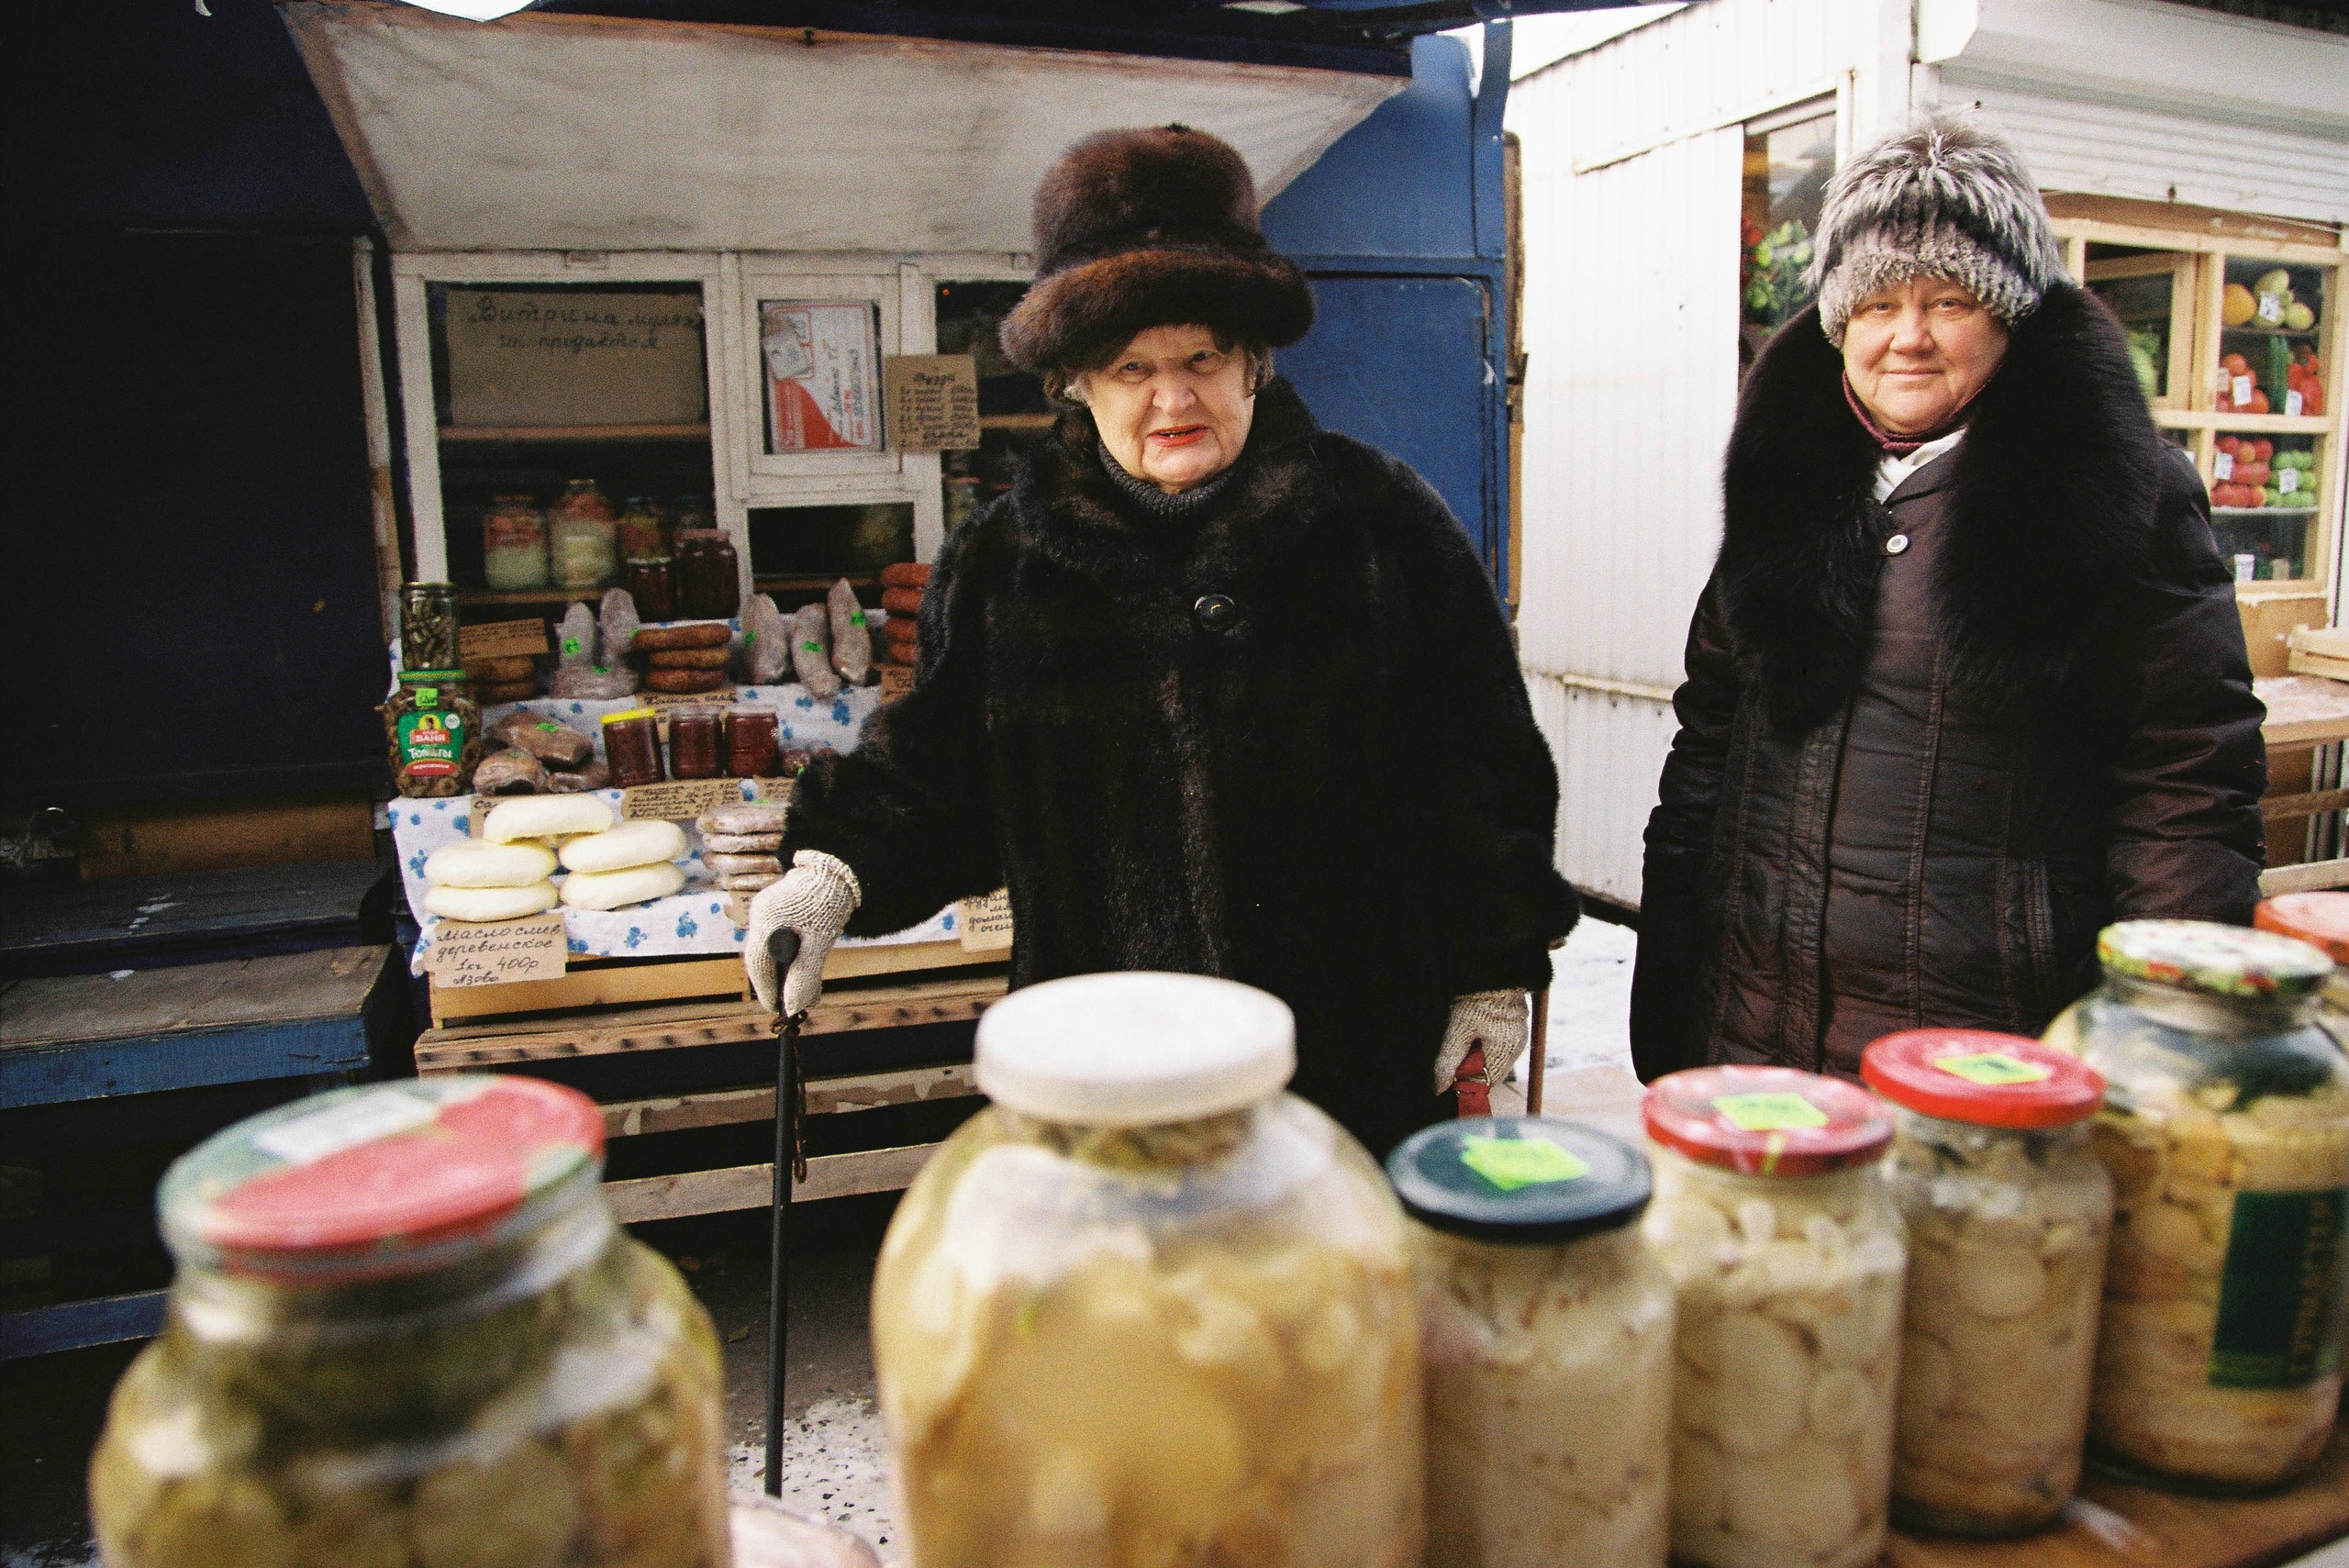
(89, 1076, 731, 1568)
(1863, 1030, 2112, 1535)
(1389, 1118, 1672, 1568)
(871, 973, 1425, 1568)
(1641, 1066, 1905, 1568)
(483, 495, 550, 590)
(381, 669, 482, 798)
(551, 479, 619, 591)
(399, 582, 460, 673)
(2043, 920, 2349, 1490)
(602, 708, 664, 788)
(618, 496, 670, 561)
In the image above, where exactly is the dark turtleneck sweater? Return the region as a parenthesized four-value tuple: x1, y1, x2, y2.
(1097, 440, 1238, 523)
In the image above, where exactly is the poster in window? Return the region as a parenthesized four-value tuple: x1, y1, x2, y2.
(762, 302, 883, 453)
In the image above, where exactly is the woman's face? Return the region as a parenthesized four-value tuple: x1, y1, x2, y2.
(1842, 276, 2010, 437)
(1074, 324, 1256, 494)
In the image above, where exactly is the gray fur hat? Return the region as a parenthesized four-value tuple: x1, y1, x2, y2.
(1809, 109, 2065, 345)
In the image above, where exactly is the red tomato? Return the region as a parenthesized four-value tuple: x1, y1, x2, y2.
(2249, 391, 2272, 414)
(2218, 435, 2242, 454)
(2222, 353, 2253, 375)
(2254, 439, 2274, 459)
(2236, 462, 2271, 486)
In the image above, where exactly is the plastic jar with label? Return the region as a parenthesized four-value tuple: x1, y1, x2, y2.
(871, 973, 1425, 1568)
(601, 707, 664, 788)
(381, 669, 482, 798)
(2042, 919, 2349, 1489)
(723, 707, 780, 779)
(667, 706, 722, 781)
(1641, 1066, 1905, 1568)
(1863, 1030, 2112, 1535)
(1389, 1118, 1673, 1568)
(483, 495, 550, 590)
(88, 1076, 730, 1568)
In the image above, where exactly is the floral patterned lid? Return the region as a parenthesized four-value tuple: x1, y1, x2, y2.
(2097, 919, 2332, 1001)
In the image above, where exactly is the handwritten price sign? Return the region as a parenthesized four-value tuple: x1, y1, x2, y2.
(426, 911, 568, 987)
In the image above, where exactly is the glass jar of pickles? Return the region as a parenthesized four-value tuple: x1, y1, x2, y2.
(88, 1076, 731, 1568)
(2043, 919, 2349, 1490)
(550, 479, 619, 591)
(871, 973, 1424, 1568)
(1863, 1030, 2112, 1535)
(1389, 1118, 1672, 1568)
(1641, 1066, 1905, 1568)
(482, 495, 549, 590)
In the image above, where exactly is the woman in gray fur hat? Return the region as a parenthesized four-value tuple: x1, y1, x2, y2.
(749, 125, 1576, 1156)
(1631, 109, 2266, 1082)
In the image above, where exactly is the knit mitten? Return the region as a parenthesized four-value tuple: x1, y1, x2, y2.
(1434, 989, 1531, 1094)
(744, 851, 861, 1016)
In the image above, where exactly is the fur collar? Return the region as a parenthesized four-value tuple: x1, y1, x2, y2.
(1008, 377, 1335, 600)
(1719, 284, 2162, 730)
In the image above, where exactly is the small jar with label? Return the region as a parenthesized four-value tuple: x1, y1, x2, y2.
(724, 706, 781, 779)
(1641, 1066, 1905, 1568)
(1864, 1031, 2112, 1536)
(667, 706, 722, 781)
(381, 669, 482, 798)
(482, 495, 550, 590)
(674, 529, 740, 621)
(550, 479, 619, 591)
(600, 708, 664, 789)
(399, 581, 460, 672)
(2043, 920, 2349, 1490)
(1390, 1118, 1673, 1568)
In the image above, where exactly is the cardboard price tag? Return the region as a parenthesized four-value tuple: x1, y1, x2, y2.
(622, 778, 742, 821)
(458, 618, 551, 662)
(878, 665, 916, 705)
(427, 911, 567, 988)
(884, 354, 982, 450)
(642, 688, 737, 713)
(465, 795, 501, 840)
(957, 888, 1014, 954)
(751, 777, 796, 805)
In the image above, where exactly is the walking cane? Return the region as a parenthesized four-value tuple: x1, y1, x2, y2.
(763, 928, 806, 1498)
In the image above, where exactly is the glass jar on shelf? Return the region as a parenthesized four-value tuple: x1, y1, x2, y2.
(1390, 1118, 1673, 1568)
(871, 973, 1425, 1568)
(674, 529, 740, 621)
(2043, 919, 2349, 1491)
(617, 496, 670, 562)
(625, 556, 676, 623)
(1862, 1030, 2112, 1537)
(88, 1076, 729, 1568)
(482, 494, 550, 590)
(398, 581, 460, 672)
(666, 706, 722, 781)
(549, 479, 619, 591)
(600, 707, 664, 788)
(723, 706, 780, 779)
(1640, 1066, 1904, 1568)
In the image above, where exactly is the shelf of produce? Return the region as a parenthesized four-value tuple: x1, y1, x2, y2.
(2154, 412, 2332, 435)
(438, 423, 711, 442)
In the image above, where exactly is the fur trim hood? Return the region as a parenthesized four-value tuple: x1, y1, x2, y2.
(999, 125, 1313, 373)
(1718, 283, 2168, 730)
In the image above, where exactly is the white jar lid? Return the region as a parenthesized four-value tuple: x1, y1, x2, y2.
(974, 973, 1296, 1127)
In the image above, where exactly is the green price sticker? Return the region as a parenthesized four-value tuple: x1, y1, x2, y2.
(742, 630, 757, 646)
(850, 612, 868, 627)
(1932, 1051, 2052, 1087)
(561, 637, 582, 655)
(1711, 1092, 1829, 1132)
(1459, 1135, 1589, 1193)
(802, 639, 822, 653)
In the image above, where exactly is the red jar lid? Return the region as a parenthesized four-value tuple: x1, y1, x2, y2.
(1861, 1029, 2103, 1129)
(161, 1076, 604, 1279)
(2256, 893, 2349, 965)
(1642, 1064, 1891, 1177)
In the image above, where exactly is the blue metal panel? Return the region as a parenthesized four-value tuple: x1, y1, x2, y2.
(1278, 275, 1496, 567)
(1261, 37, 1477, 263)
(0, 1018, 379, 1110)
(0, 1290, 169, 1361)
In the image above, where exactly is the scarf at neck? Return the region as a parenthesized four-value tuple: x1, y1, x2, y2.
(1097, 441, 1237, 520)
(1842, 373, 1980, 457)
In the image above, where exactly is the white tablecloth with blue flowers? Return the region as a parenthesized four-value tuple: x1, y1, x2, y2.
(393, 682, 960, 973)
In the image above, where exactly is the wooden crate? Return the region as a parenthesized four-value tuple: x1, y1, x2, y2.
(2237, 584, 2327, 679)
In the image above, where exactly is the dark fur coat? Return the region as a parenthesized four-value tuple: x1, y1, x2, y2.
(785, 379, 1577, 1153)
(1631, 285, 2266, 1080)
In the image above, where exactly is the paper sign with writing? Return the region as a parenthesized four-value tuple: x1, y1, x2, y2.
(884, 355, 982, 450)
(642, 688, 737, 715)
(465, 795, 503, 840)
(878, 666, 916, 705)
(751, 778, 796, 805)
(426, 911, 567, 988)
(622, 778, 742, 821)
(958, 888, 1015, 954)
(445, 289, 707, 428)
(458, 619, 551, 662)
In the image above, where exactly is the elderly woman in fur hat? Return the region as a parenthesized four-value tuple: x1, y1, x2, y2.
(1631, 112, 2266, 1083)
(748, 125, 1576, 1155)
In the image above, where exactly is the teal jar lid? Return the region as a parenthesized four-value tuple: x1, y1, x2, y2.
(2098, 918, 2332, 1001)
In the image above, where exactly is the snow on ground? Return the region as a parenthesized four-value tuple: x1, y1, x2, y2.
(1528, 913, 1637, 1080)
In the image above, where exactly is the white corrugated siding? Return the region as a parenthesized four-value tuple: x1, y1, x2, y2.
(1948, 79, 2349, 228)
(1530, 678, 1686, 908)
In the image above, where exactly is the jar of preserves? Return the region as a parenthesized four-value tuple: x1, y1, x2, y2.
(1389, 1117, 1673, 1568)
(674, 530, 740, 622)
(2043, 919, 2349, 1489)
(627, 557, 677, 623)
(618, 496, 671, 562)
(483, 495, 550, 590)
(872, 973, 1424, 1568)
(1641, 1066, 1905, 1568)
(1862, 1030, 2112, 1535)
(88, 1076, 730, 1568)
(723, 707, 780, 779)
(667, 706, 722, 781)
(601, 707, 664, 788)
(399, 581, 460, 672)
(2256, 892, 2349, 1024)
(550, 479, 619, 591)
(381, 669, 482, 798)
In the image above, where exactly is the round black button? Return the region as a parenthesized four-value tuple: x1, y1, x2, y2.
(1193, 594, 1239, 633)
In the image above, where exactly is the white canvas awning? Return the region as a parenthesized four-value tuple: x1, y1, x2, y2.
(283, 3, 1404, 254)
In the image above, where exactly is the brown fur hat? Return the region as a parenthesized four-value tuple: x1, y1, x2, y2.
(999, 124, 1313, 373)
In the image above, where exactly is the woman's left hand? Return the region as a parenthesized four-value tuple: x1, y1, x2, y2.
(1435, 990, 1531, 1095)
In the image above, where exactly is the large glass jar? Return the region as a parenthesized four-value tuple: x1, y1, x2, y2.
(550, 479, 619, 591)
(674, 530, 740, 622)
(602, 708, 664, 788)
(1389, 1117, 1673, 1568)
(483, 495, 550, 590)
(618, 496, 671, 562)
(88, 1076, 731, 1568)
(1641, 1066, 1905, 1568)
(2043, 919, 2349, 1490)
(1863, 1030, 2113, 1535)
(398, 582, 461, 673)
(871, 973, 1424, 1568)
